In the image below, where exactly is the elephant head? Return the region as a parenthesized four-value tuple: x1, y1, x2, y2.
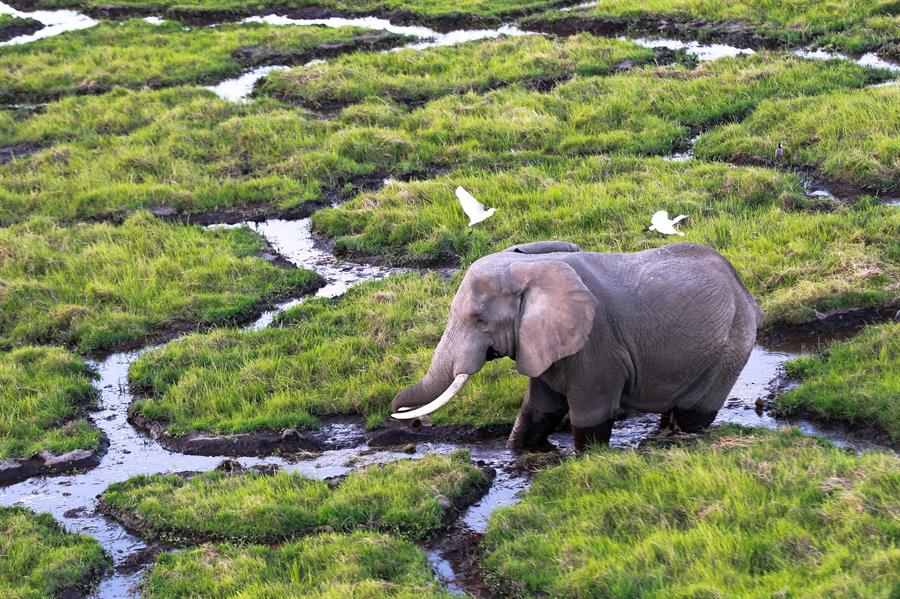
(391, 241, 597, 420)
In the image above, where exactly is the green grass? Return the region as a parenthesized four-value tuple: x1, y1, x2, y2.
(258, 33, 655, 108)
(101, 450, 488, 543)
(481, 427, 900, 598)
(776, 322, 899, 442)
(142, 532, 452, 599)
(696, 84, 900, 193)
(527, 0, 900, 57)
(129, 273, 524, 434)
(0, 506, 110, 599)
(0, 55, 881, 223)
(0, 19, 402, 103)
(314, 156, 900, 324)
(0, 346, 100, 460)
(21, 0, 565, 24)
(0, 212, 320, 353)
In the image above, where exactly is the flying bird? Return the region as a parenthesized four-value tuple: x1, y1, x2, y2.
(456, 186, 496, 227)
(649, 211, 687, 236)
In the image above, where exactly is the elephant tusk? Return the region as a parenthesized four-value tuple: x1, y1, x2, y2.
(391, 374, 469, 420)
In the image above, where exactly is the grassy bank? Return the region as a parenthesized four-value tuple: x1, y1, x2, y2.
(0, 14, 41, 42)
(101, 450, 488, 543)
(143, 532, 451, 598)
(129, 273, 523, 433)
(0, 212, 320, 353)
(0, 19, 403, 103)
(314, 156, 900, 323)
(0, 506, 109, 598)
(258, 33, 655, 108)
(1, 55, 881, 223)
(482, 428, 900, 597)
(775, 322, 899, 442)
(0, 346, 100, 460)
(696, 84, 900, 193)
(526, 0, 900, 58)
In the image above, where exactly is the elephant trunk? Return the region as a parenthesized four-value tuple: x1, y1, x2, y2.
(390, 325, 484, 419)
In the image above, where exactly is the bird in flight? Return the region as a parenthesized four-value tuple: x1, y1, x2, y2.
(649, 211, 687, 236)
(456, 186, 496, 226)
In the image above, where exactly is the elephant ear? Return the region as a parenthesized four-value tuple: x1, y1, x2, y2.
(508, 260, 598, 377)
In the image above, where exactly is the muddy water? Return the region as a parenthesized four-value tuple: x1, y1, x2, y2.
(0, 1, 96, 45)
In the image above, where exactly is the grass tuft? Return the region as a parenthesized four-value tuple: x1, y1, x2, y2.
(0, 506, 110, 598)
(101, 449, 489, 543)
(481, 427, 900, 597)
(0, 212, 320, 353)
(0, 346, 100, 460)
(142, 532, 452, 598)
(776, 322, 899, 441)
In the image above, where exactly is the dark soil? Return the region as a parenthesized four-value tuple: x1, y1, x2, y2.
(760, 306, 898, 350)
(127, 410, 514, 456)
(0, 430, 110, 486)
(0, 19, 42, 43)
(0, 142, 41, 165)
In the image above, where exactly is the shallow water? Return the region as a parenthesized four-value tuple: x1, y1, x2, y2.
(794, 48, 900, 74)
(0, 0, 96, 45)
(626, 36, 754, 61)
(206, 64, 292, 102)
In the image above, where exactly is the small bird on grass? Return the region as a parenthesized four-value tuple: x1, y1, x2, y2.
(456, 186, 496, 227)
(649, 211, 687, 236)
(775, 142, 784, 160)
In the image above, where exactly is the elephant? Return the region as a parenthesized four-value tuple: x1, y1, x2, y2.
(391, 241, 764, 451)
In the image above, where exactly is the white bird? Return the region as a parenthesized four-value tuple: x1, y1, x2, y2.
(649, 211, 687, 236)
(456, 186, 496, 227)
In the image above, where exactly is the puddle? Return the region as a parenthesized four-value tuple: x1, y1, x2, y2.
(206, 64, 292, 101)
(0, 1, 96, 45)
(625, 36, 754, 61)
(142, 16, 165, 25)
(794, 48, 900, 74)
(243, 14, 531, 51)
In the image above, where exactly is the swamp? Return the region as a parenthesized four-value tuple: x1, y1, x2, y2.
(0, 0, 897, 597)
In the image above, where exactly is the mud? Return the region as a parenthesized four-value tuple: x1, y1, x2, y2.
(0, 431, 109, 486)
(231, 30, 409, 67)
(0, 17, 41, 41)
(524, 14, 785, 51)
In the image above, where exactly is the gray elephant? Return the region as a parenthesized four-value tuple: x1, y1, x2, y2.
(391, 241, 763, 450)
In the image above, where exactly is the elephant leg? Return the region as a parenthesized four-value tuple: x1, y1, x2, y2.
(671, 407, 718, 433)
(568, 388, 620, 452)
(671, 352, 745, 433)
(572, 420, 613, 451)
(508, 378, 568, 450)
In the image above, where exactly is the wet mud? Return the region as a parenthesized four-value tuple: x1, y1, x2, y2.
(0, 0, 96, 46)
(0, 141, 41, 164)
(0, 431, 109, 486)
(0, 17, 41, 41)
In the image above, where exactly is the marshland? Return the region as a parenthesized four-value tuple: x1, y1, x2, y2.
(0, 0, 897, 597)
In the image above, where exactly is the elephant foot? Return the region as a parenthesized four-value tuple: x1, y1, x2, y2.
(572, 420, 613, 452)
(671, 407, 718, 433)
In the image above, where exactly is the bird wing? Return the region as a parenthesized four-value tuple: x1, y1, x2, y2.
(455, 186, 484, 220)
(650, 210, 669, 228)
(670, 214, 687, 224)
